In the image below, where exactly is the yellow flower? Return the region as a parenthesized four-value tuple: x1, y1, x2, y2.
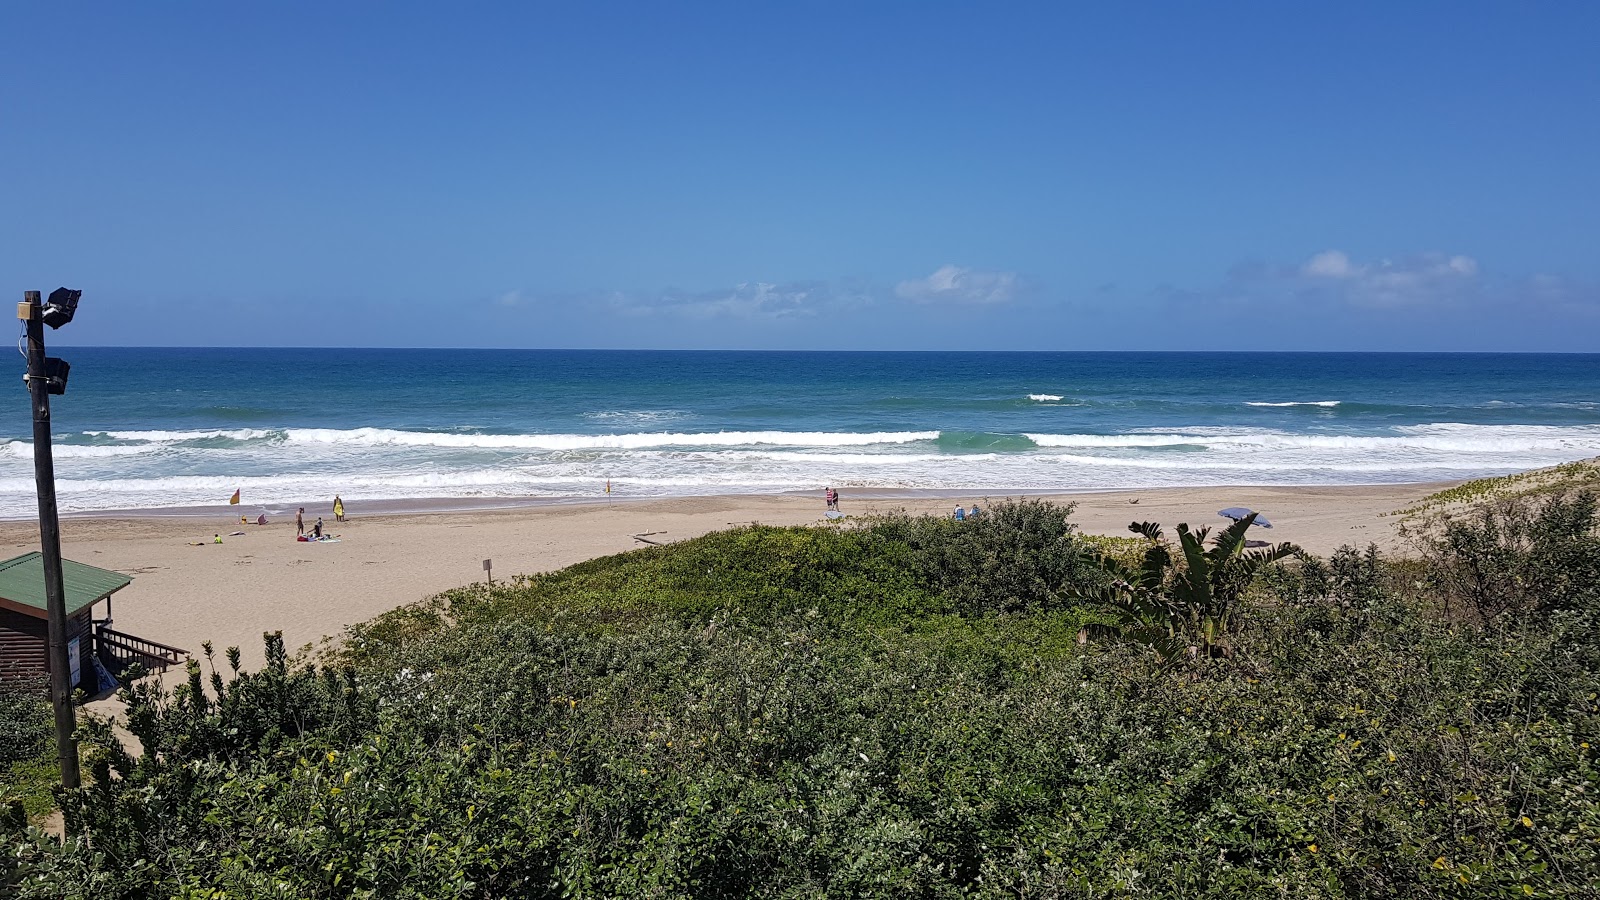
(1308, 843, 1318, 853)
(1433, 856, 1447, 870)
(1521, 816, 1534, 828)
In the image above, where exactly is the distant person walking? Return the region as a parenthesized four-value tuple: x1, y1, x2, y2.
(333, 495, 345, 522)
(296, 507, 305, 536)
(953, 505, 966, 521)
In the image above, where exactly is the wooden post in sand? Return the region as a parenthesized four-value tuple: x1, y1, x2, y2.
(19, 290, 80, 790)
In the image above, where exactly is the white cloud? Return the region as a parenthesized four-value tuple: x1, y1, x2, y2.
(895, 265, 1018, 305)
(668, 282, 817, 319)
(598, 280, 871, 321)
(1298, 249, 1480, 306)
(1303, 250, 1357, 278)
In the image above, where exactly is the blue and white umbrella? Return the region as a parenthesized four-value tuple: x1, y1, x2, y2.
(1218, 507, 1272, 528)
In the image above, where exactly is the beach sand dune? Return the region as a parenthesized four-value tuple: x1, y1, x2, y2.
(0, 484, 1438, 672)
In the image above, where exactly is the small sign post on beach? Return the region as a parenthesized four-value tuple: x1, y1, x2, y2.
(482, 558, 492, 584)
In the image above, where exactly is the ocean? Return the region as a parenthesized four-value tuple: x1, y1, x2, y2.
(3, 349, 1599, 516)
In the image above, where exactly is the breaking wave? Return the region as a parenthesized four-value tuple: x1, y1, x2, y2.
(1244, 400, 1342, 407)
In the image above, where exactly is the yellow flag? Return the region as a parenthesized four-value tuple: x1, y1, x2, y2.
(229, 489, 241, 505)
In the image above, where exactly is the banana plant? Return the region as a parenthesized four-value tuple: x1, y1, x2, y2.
(1079, 513, 1299, 663)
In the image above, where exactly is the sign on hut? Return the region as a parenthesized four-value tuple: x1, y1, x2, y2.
(0, 552, 186, 692)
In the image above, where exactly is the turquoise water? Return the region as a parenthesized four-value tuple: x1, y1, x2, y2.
(3, 349, 1599, 513)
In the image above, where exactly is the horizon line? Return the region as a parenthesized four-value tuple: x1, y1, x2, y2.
(45, 346, 1600, 355)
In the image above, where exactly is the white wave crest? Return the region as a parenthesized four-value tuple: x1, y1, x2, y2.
(1025, 424, 1600, 454)
(1028, 394, 1064, 401)
(280, 428, 940, 450)
(4, 441, 157, 459)
(92, 428, 282, 442)
(1244, 401, 1342, 407)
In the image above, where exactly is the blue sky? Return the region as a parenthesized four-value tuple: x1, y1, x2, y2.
(4, 3, 1597, 350)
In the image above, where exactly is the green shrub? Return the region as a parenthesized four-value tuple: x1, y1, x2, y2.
(6, 500, 1599, 898)
(0, 678, 55, 824)
(870, 498, 1107, 615)
(0, 679, 49, 768)
(1422, 490, 1600, 623)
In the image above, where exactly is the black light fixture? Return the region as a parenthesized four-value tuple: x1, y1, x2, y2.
(42, 357, 70, 395)
(41, 287, 81, 329)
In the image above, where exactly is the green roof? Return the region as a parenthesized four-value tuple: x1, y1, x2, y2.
(0, 552, 131, 619)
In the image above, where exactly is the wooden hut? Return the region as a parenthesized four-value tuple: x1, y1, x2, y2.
(0, 551, 183, 692)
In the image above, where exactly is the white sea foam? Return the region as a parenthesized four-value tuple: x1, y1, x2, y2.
(580, 410, 685, 423)
(6, 422, 1599, 515)
(278, 428, 939, 450)
(1025, 425, 1600, 454)
(1028, 394, 1064, 401)
(1244, 401, 1342, 407)
(5, 441, 156, 459)
(93, 428, 281, 442)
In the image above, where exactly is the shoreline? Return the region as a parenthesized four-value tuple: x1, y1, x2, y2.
(0, 481, 1452, 674)
(6, 479, 1452, 523)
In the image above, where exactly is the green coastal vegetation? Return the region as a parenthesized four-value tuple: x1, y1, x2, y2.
(3, 490, 1598, 898)
(0, 679, 56, 823)
(1391, 458, 1600, 521)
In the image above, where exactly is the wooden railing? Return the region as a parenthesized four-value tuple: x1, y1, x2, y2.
(96, 625, 188, 673)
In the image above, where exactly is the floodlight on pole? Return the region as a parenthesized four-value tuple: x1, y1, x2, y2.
(41, 287, 81, 329)
(19, 288, 82, 791)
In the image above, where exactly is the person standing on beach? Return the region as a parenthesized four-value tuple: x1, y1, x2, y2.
(296, 508, 305, 536)
(333, 495, 345, 522)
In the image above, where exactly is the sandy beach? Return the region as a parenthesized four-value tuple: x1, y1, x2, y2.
(0, 483, 1441, 673)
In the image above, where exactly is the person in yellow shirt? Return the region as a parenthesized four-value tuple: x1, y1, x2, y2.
(333, 495, 345, 522)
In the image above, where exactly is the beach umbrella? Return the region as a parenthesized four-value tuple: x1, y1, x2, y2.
(1218, 507, 1272, 528)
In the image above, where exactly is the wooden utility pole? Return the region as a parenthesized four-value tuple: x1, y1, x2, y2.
(20, 290, 79, 789)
